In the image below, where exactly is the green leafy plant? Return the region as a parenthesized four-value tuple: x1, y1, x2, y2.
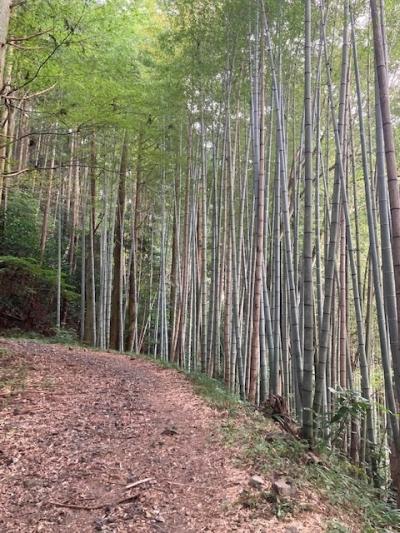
(0, 192, 41, 259)
(326, 387, 370, 445)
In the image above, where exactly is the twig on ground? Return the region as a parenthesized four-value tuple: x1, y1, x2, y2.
(48, 479, 153, 510)
(49, 494, 139, 511)
(124, 477, 153, 490)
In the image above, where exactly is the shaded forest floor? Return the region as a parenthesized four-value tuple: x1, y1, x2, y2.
(0, 338, 397, 532)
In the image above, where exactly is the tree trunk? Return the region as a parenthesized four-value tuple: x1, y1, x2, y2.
(249, 31, 265, 404)
(302, 0, 314, 441)
(0, 0, 11, 92)
(127, 131, 143, 353)
(110, 131, 128, 351)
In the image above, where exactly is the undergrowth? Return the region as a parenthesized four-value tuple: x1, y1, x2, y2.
(0, 256, 79, 335)
(187, 371, 241, 412)
(2, 328, 79, 345)
(217, 402, 400, 532)
(138, 354, 399, 531)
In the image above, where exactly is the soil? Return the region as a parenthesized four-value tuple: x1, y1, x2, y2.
(0, 339, 347, 532)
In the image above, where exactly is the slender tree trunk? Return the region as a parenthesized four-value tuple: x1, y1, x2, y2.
(174, 122, 192, 366)
(110, 131, 128, 351)
(40, 143, 56, 262)
(370, 0, 400, 408)
(127, 131, 143, 352)
(313, 1, 349, 415)
(302, 0, 314, 441)
(249, 31, 265, 404)
(0, 0, 12, 92)
(84, 133, 97, 345)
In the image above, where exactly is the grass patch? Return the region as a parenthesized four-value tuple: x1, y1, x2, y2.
(326, 521, 352, 533)
(128, 352, 183, 371)
(238, 488, 298, 520)
(3, 328, 80, 346)
(48, 328, 80, 345)
(218, 408, 400, 531)
(187, 372, 241, 411)
(306, 457, 400, 531)
(147, 357, 182, 372)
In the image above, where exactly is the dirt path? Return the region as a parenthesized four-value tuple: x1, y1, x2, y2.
(0, 339, 329, 532)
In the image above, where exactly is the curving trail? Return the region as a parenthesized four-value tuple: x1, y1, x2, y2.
(0, 339, 331, 532)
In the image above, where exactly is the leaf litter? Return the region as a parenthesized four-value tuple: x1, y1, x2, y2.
(0, 338, 353, 532)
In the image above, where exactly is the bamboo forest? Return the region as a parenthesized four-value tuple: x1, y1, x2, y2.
(2, 0, 400, 531)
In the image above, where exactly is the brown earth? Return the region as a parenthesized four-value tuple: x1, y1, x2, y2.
(0, 338, 353, 532)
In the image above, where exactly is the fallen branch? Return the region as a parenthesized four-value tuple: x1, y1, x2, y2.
(48, 479, 153, 511)
(166, 480, 190, 487)
(49, 494, 139, 511)
(2, 168, 31, 178)
(124, 477, 153, 490)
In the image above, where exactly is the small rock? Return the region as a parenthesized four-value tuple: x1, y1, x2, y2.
(271, 478, 296, 498)
(249, 474, 266, 490)
(285, 528, 299, 533)
(94, 519, 103, 531)
(305, 451, 321, 465)
(23, 478, 40, 489)
(126, 471, 136, 483)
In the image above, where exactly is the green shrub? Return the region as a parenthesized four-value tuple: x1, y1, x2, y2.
(0, 255, 79, 335)
(0, 192, 41, 259)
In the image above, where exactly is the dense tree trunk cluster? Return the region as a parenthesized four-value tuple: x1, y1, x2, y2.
(1, 0, 400, 503)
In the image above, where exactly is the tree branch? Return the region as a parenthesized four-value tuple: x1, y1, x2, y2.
(2, 83, 56, 101)
(2, 168, 30, 178)
(9, 10, 86, 94)
(7, 29, 51, 43)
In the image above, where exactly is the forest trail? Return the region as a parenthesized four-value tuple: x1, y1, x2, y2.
(0, 339, 340, 532)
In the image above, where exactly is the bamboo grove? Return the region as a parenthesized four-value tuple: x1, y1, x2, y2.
(2, 0, 400, 501)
